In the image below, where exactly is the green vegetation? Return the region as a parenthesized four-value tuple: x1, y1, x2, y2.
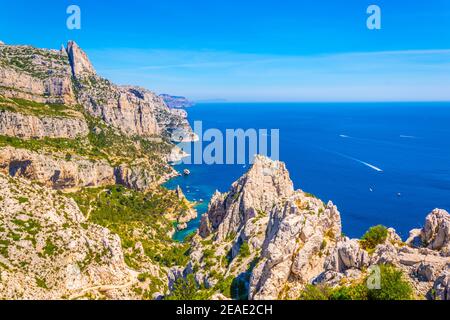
(0, 45, 68, 79)
(0, 103, 173, 179)
(70, 185, 191, 268)
(360, 225, 388, 251)
(366, 265, 413, 300)
(17, 196, 28, 204)
(215, 276, 235, 298)
(43, 238, 57, 256)
(35, 277, 48, 289)
(299, 265, 413, 300)
(239, 242, 251, 258)
(165, 274, 213, 300)
(0, 95, 76, 117)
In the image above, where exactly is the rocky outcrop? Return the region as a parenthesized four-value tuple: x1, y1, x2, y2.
(66, 42, 194, 139)
(66, 41, 95, 77)
(0, 147, 115, 189)
(0, 45, 76, 104)
(114, 161, 176, 191)
(324, 237, 370, 273)
(421, 209, 450, 255)
(0, 147, 172, 191)
(159, 94, 194, 108)
(184, 156, 450, 300)
(0, 109, 88, 139)
(0, 41, 194, 141)
(249, 196, 341, 300)
(316, 214, 450, 299)
(199, 155, 294, 241)
(0, 173, 134, 299)
(432, 270, 449, 300)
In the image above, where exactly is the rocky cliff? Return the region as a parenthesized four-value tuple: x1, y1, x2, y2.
(176, 155, 449, 300)
(0, 109, 88, 139)
(0, 41, 194, 141)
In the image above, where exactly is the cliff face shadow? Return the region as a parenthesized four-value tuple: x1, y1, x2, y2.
(9, 160, 32, 177)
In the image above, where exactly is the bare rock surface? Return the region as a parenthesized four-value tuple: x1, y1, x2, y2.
(0, 109, 88, 139)
(0, 41, 194, 140)
(199, 155, 294, 241)
(187, 156, 450, 300)
(0, 173, 134, 299)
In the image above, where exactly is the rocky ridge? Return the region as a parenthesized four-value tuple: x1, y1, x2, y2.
(0, 41, 194, 141)
(0, 109, 88, 139)
(0, 41, 199, 300)
(177, 156, 449, 300)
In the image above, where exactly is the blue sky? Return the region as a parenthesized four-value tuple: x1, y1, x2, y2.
(1, 0, 450, 101)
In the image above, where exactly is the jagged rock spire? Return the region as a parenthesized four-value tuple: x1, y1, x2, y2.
(199, 155, 294, 240)
(66, 40, 95, 77)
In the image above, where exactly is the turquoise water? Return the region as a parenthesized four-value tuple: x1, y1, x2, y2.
(165, 102, 450, 242)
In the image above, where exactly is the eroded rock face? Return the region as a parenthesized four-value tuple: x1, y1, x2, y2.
(421, 209, 450, 255)
(432, 269, 450, 300)
(199, 155, 294, 241)
(249, 196, 341, 300)
(0, 45, 76, 105)
(0, 110, 88, 139)
(0, 147, 172, 191)
(188, 156, 450, 300)
(0, 147, 115, 189)
(0, 173, 133, 299)
(324, 237, 370, 273)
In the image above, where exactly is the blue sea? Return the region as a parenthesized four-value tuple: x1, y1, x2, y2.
(165, 103, 450, 242)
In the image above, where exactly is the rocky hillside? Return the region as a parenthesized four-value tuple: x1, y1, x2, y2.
(170, 156, 449, 300)
(0, 173, 133, 299)
(0, 41, 194, 141)
(0, 41, 200, 191)
(0, 41, 198, 300)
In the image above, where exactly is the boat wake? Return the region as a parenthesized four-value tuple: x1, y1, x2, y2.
(319, 147, 384, 172)
(338, 152, 383, 172)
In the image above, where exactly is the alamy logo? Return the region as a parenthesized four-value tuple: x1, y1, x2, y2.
(367, 5, 382, 30)
(366, 265, 381, 290)
(172, 121, 280, 165)
(67, 5, 81, 30)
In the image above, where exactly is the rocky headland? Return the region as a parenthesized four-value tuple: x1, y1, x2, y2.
(0, 40, 448, 300)
(172, 155, 449, 300)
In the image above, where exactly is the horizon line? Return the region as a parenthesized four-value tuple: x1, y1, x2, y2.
(191, 100, 450, 104)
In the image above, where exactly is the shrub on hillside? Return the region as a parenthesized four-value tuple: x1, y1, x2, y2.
(360, 225, 388, 250)
(299, 265, 413, 300)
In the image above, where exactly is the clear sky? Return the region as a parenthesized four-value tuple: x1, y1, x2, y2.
(1, 0, 450, 102)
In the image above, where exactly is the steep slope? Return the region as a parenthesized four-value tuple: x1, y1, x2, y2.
(0, 41, 197, 191)
(0, 173, 133, 299)
(0, 41, 198, 300)
(0, 41, 194, 141)
(173, 155, 449, 300)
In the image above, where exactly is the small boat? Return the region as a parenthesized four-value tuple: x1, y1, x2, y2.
(369, 188, 373, 192)
(397, 192, 402, 197)
(183, 169, 191, 176)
